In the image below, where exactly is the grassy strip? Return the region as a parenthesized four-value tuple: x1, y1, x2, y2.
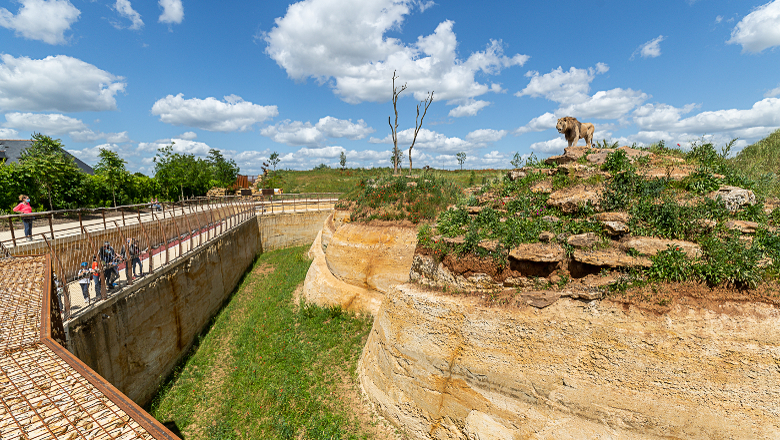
(149, 246, 376, 439)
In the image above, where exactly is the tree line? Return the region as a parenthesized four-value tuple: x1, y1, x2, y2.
(1, 134, 239, 214)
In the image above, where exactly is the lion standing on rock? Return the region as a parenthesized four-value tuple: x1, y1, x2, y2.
(557, 116, 594, 148)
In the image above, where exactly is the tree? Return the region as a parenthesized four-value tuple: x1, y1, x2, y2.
(153, 143, 212, 200)
(510, 152, 523, 169)
(19, 133, 81, 210)
(388, 70, 407, 175)
(208, 149, 239, 188)
(408, 91, 434, 174)
(456, 152, 467, 170)
(339, 151, 347, 170)
(94, 148, 129, 207)
(269, 151, 280, 171)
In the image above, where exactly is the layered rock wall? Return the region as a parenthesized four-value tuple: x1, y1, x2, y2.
(359, 283, 780, 439)
(258, 210, 331, 252)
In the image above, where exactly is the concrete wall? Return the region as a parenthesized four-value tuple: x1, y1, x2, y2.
(67, 217, 261, 407)
(258, 210, 331, 252)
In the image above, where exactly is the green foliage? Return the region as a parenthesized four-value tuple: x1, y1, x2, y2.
(601, 149, 633, 174)
(595, 139, 619, 149)
(313, 163, 330, 171)
(153, 144, 227, 200)
(732, 129, 780, 197)
(552, 172, 577, 190)
(19, 133, 83, 210)
(341, 175, 461, 223)
(683, 166, 723, 194)
(150, 247, 376, 439)
(510, 152, 523, 168)
(468, 170, 476, 186)
(456, 152, 466, 170)
(94, 148, 129, 207)
(698, 234, 763, 288)
(647, 247, 697, 283)
(339, 151, 347, 170)
(208, 149, 240, 189)
(601, 169, 666, 212)
(269, 151, 281, 171)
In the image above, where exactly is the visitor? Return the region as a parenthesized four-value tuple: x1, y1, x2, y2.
(91, 256, 102, 299)
(77, 262, 92, 305)
(121, 237, 143, 279)
(99, 241, 120, 290)
(12, 194, 33, 241)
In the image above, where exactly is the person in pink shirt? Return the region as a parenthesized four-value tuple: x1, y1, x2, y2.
(12, 194, 33, 240)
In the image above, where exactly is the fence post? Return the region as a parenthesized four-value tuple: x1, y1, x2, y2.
(42, 235, 70, 319)
(158, 219, 169, 265)
(79, 211, 83, 234)
(139, 217, 154, 275)
(8, 218, 16, 247)
(173, 213, 183, 259)
(121, 209, 126, 227)
(102, 210, 107, 230)
(48, 214, 55, 240)
(183, 212, 195, 253)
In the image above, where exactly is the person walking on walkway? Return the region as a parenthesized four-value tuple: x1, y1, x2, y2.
(12, 195, 33, 241)
(99, 242, 119, 290)
(77, 262, 92, 305)
(91, 257, 102, 299)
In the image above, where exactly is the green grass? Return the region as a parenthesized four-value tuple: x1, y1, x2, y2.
(149, 246, 378, 439)
(273, 167, 505, 194)
(732, 128, 780, 197)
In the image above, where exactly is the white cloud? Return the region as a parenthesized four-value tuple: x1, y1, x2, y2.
(370, 127, 471, 153)
(3, 112, 130, 143)
(264, 0, 527, 103)
(632, 35, 665, 59)
(0, 0, 80, 44)
(178, 131, 197, 140)
(515, 112, 557, 134)
(765, 84, 780, 98)
(516, 63, 608, 103)
(158, 0, 183, 24)
(4, 112, 86, 134)
(260, 117, 374, 146)
(633, 97, 780, 133)
(727, 0, 780, 53)
(315, 116, 374, 139)
(261, 121, 323, 146)
(151, 94, 278, 132)
(0, 55, 126, 112)
(715, 15, 724, 24)
(529, 137, 568, 154)
(114, 0, 143, 30)
(69, 129, 130, 143)
(558, 88, 649, 120)
(448, 99, 491, 117)
(138, 138, 211, 156)
(66, 143, 132, 164)
(465, 129, 507, 144)
(0, 128, 19, 137)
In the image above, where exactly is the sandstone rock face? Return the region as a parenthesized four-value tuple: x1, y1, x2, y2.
(320, 213, 336, 253)
(325, 222, 417, 294)
(304, 231, 383, 315)
(507, 169, 526, 181)
(359, 284, 780, 439)
(547, 185, 602, 213)
(602, 220, 629, 236)
(594, 212, 629, 223)
(573, 249, 652, 268)
(725, 220, 760, 234)
(544, 146, 590, 165)
(620, 237, 702, 258)
(586, 146, 652, 165)
(567, 232, 599, 248)
(410, 254, 503, 292)
(710, 186, 756, 212)
(509, 243, 565, 263)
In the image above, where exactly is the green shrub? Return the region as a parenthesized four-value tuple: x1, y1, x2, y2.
(602, 150, 633, 174)
(698, 235, 762, 288)
(683, 166, 723, 194)
(647, 247, 698, 283)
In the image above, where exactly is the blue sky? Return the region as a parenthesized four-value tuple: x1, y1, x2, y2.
(1, 0, 780, 174)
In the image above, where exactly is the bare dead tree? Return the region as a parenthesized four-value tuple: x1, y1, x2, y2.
(408, 91, 434, 175)
(388, 71, 407, 175)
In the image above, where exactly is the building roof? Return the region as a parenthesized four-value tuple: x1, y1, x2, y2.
(0, 139, 94, 175)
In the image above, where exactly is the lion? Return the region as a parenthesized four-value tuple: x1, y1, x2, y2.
(556, 116, 594, 148)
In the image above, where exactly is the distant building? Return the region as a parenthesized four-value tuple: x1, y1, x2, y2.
(0, 139, 94, 175)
